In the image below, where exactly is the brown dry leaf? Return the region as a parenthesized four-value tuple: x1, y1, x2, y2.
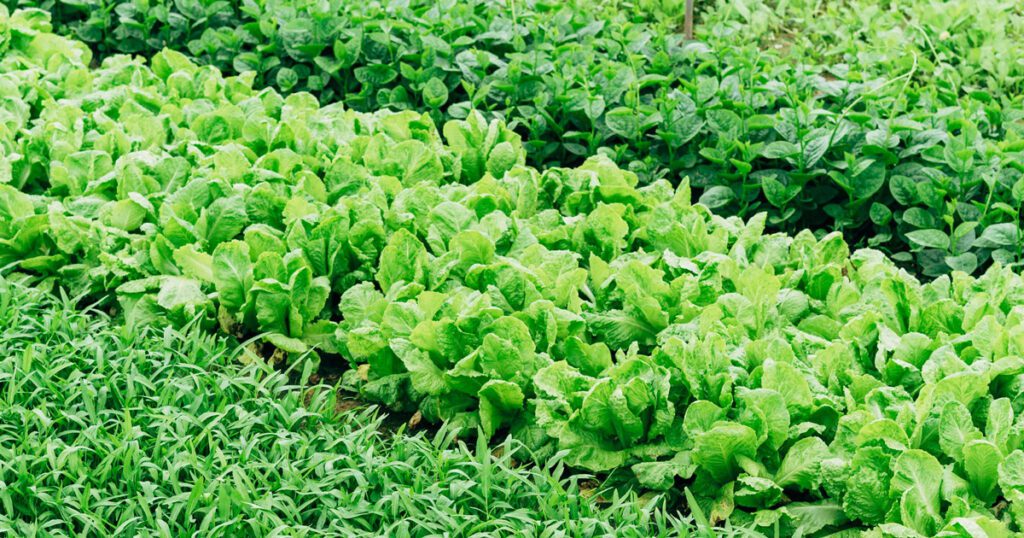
(335, 398, 362, 414)
(407, 410, 422, 430)
(580, 479, 607, 503)
(217, 307, 238, 336)
(240, 343, 262, 365)
(269, 347, 286, 365)
(302, 387, 316, 407)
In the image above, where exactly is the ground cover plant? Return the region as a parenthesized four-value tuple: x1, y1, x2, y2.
(11, 0, 1024, 277)
(704, 0, 1024, 93)
(5, 8, 1024, 535)
(0, 275, 714, 537)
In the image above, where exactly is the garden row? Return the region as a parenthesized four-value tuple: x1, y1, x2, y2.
(3, 9, 1024, 534)
(0, 276, 693, 537)
(9, 0, 1024, 277)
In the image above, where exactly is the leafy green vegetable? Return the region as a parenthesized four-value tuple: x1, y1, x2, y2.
(17, 0, 1024, 276)
(5, 8, 1024, 535)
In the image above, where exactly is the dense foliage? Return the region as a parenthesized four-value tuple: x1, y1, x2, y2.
(708, 0, 1024, 92)
(10, 1, 1024, 277)
(0, 277, 700, 537)
(6, 9, 1024, 535)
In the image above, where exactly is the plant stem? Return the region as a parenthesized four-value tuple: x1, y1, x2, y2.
(684, 0, 695, 39)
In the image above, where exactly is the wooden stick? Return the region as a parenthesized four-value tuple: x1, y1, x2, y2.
(684, 0, 695, 39)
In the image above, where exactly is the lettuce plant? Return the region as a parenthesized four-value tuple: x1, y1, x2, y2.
(15, 0, 1024, 277)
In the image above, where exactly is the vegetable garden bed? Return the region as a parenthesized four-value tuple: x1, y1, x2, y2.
(3, 2, 1024, 536)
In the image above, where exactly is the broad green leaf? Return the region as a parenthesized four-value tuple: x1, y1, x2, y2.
(905, 229, 950, 251)
(632, 452, 694, 490)
(974, 223, 1018, 249)
(212, 241, 253, 312)
(938, 401, 982, 462)
(391, 338, 447, 396)
(174, 244, 214, 283)
(891, 450, 943, 536)
(775, 437, 829, 490)
(693, 423, 758, 483)
(377, 228, 428, 292)
(963, 440, 1001, 504)
(478, 379, 524, 437)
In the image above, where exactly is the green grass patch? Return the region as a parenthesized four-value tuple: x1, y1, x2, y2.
(0, 277, 718, 537)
